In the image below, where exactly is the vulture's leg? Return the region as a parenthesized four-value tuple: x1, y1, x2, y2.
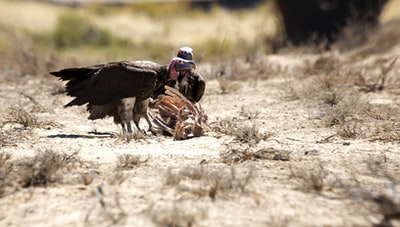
(120, 123, 126, 132)
(126, 122, 133, 133)
(120, 122, 132, 133)
(118, 97, 136, 134)
(133, 120, 143, 133)
(133, 99, 151, 134)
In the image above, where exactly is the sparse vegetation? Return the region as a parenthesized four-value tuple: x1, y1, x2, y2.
(0, 150, 93, 198)
(85, 185, 127, 225)
(0, 0, 399, 226)
(114, 131, 149, 143)
(52, 12, 132, 49)
(0, 153, 13, 197)
(221, 145, 290, 164)
(15, 150, 86, 187)
(116, 154, 149, 170)
(212, 117, 272, 144)
(148, 200, 207, 227)
(290, 163, 330, 192)
(2, 106, 60, 129)
(0, 130, 18, 147)
(164, 165, 254, 200)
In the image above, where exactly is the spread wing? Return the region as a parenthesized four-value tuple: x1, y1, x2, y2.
(50, 61, 158, 106)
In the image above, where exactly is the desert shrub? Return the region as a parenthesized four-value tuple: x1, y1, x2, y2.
(0, 26, 55, 77)
(0, 153, 13, 197)
(290, 163, 335, 193)
(0, 131, 17, 147)
(2, 106, 60, 129)
(212, 117, 272, 145)
(221, 145, 290, 164)
(84, 185, 127, 224)
(116, 154, 149, 170)
(215, 78, 241, 94)
(139, 41, 173, 61)
(53, 13, 131, 48)
(148, 200, 207, 227)
(164, 165, 253, 199)
(15, 150, 84, 187)
(126, 2, 192, 18)
(114, 131, 149, 143)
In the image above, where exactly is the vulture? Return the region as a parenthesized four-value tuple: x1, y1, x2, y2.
(50, 57, 196, 133)
(172, 67, 205, 103)
(159, 47, 206, 103)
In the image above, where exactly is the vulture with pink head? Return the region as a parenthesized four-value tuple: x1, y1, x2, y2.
(50, 57, 196, 133)
(163, 47, 206, 103)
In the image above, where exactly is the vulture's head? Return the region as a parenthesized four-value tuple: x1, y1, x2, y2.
(177, 47, 193, 60)
(168, 57, 196, 81)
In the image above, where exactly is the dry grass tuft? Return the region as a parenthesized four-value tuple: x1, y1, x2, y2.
(318, 100, 400, 141)
(212, 117, 273, 145)
(216, 78, 242, 94)
(85, 186, 127, 225)
(15, 150, 86, 187)
(213, 116, 276, 163)
(148, 200, 207, 227)
(2, 106, 60, 129)
(221, 145, 290, 164)
(288, 52, 400, 143)
(0, 26, 58, 79)
(116, 154, 149, 170)
(0, 130, 18, 147)
(0, 153, 14, 197)
(302, 54, 340, 77)
(114, 131, 149, 143)
(0, 150, 93, 197)
(358, 57, 398, 93)
(164, 165, 253, 200)
(290, 163, 331, 193)
(239, 105, 260, 120)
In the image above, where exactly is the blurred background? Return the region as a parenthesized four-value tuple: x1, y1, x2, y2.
(0, 0, 399, 77)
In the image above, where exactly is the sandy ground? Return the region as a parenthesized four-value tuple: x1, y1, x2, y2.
(0, 45, 400, 226)
(0, 1, 399, 226)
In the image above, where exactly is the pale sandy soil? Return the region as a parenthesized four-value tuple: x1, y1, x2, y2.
(1, 46, 400, 226)
(0, 1, 400, 226)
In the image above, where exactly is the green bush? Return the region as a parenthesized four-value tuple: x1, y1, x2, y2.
(53, 13, 123, 48)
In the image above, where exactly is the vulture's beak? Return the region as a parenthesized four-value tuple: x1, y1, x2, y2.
(174, 59, 196, 71)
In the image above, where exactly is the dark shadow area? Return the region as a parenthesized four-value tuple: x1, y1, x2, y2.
(275, 0, 388, 46)
(47, 132, 114, 139)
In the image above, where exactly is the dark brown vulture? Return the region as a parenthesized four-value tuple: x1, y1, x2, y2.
(162, 47, 206, 103)
(50, 57, 196, 133)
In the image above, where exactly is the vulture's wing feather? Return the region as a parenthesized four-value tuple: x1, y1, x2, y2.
(181, 70, 206, 102)
(52, 62, 158, 106)
(192, 78, 206, 102)
(86, 102, 119, 120)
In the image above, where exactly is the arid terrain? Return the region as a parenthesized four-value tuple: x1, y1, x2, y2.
(1, 1, 400, 226)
